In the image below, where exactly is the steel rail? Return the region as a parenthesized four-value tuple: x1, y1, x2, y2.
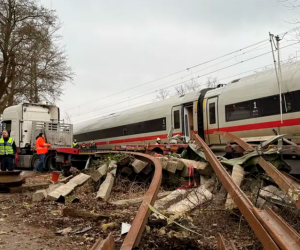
(94, 151, 162, 250)
(216, 130, 300, 209)
(253, 207, 300, 250)
(213, 131, 254, 151)
(191, 133, 279, 250)
(210, 131, 300, 249)
(258, 157, 300, 209)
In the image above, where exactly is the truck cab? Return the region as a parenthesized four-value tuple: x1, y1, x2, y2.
(1, 102, 73, 169)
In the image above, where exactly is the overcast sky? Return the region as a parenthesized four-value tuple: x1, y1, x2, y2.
(42, 0, 300, 123)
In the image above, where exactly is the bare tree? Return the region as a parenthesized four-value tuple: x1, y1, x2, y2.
(156, 89, 169, 100)
(64, 111, 72, 123)
(0, 0, 73, 112)
(206, 77, 219, 88)
(185, 79, 201, 92)
(175, 84, 186, 95)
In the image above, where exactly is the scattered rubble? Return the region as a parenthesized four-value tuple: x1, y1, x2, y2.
(1, 134, 300, 250)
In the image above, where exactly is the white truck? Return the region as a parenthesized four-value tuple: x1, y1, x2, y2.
(1, 102, 73, 170)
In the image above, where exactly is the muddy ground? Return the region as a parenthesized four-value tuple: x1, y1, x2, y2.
(0, 170, 266, 250)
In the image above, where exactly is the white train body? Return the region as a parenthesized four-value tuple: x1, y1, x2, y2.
(74, 62, 300, 148)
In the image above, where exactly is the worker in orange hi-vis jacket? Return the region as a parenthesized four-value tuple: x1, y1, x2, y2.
(35, 133, 51, 172)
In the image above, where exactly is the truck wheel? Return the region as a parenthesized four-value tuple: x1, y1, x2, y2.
(31, 154, 39, 170)
(44, 154, 59, 172)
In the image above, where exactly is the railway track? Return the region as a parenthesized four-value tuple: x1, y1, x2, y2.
(90, 135, 300, 250)
(91, 151, 162, 250)
(5, 137, 300, 249)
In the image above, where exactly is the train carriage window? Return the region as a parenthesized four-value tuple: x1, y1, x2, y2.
(293, 90, 300, 112)
(174, 110, 180, 129)
(226, 101, 251, 122)
(261, 96, 280, 116)
(209, 103, 216, 124)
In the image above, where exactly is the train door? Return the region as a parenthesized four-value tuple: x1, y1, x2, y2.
(183, 105, 193, 142)
(206, 97, 220, 144)
(171, 105, 182, 136)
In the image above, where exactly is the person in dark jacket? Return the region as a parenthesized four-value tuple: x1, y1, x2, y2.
(0, 130, 17, 171)
(81, 143, 86, 149)
(89, 140, 97, 149)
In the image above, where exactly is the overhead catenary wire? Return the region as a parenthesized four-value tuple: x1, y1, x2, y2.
(70, 57, 296, 123)
(65, 39, 272, 112)
(70, 41, 299, 119)
(65, 27, 300, 113)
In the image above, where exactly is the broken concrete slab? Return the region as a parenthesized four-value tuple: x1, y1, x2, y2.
(154, 189, 189, 210)
(131, 159, 148, 174)
(118, 155, 131, 166)
(32, 189, 47, 202)
(32, 183, 63, 202)
(91, 163, 108, 182)
(48, 173, 90, 201)
(167, 179, 214, 214)
(259, 185, 292, 205)
(96, 172, 114, 201)
(169, 157, 185, 171)
(166, 161, 178, 174)
(167, 186, 213, 214)
(108, 161, 117, 176)
(110, 191, 172, 207)
(158, 157, 168, 169)
(225, 165, 244, 210)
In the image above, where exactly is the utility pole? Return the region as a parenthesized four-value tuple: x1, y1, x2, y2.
(269, 32, 283, 124)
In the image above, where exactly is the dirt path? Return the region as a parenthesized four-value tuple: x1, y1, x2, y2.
(0, 193, 87, 250)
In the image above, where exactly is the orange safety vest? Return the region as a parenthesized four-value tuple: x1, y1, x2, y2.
(35, 137, 50, 154)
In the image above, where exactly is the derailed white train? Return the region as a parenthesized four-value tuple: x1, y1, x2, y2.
(74, 62, 300, 148)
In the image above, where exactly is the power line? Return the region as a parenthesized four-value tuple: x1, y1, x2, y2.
(70, 57, 296, 123)
(65, 39, 272, 111)
(68, 28, 300, 116)
(68, 49, 279, 117)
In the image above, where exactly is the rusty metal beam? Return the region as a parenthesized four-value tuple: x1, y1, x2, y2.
(253, 207, 300, 250)
(208, 131, 300, 249)
(90, 233, 114, 250)
(95, 151, 162, 250)
(258, 157, 300, 210)
(281, 172, 300, 190)
(213, 131, 300, 210)
(191, 133, 279, 250)
(213, 131, 254, 151)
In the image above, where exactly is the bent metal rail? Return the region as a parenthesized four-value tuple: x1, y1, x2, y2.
(195, 132, 300, 250)
(91, 151, 162, 250)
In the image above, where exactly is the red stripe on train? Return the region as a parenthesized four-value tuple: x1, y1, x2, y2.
(206, 117, 300, 134)
(109, 133, 183, 144)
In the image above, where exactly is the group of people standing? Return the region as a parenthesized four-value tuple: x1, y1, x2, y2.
(0, 131, 96, 172)
(0, 131, 50, 172)
(72, 139, 97, 149)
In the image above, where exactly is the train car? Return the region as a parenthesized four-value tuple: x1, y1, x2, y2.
(204, 62, 300, 145)
(74, 61, 300, 149)
(74, 91, 201, 149)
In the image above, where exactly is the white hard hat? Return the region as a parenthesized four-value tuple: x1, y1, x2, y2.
(156, 137, 161, 141)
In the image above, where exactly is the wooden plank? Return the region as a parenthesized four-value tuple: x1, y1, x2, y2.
(90, 233, 114, 250)
(62, 208, 109, 220)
